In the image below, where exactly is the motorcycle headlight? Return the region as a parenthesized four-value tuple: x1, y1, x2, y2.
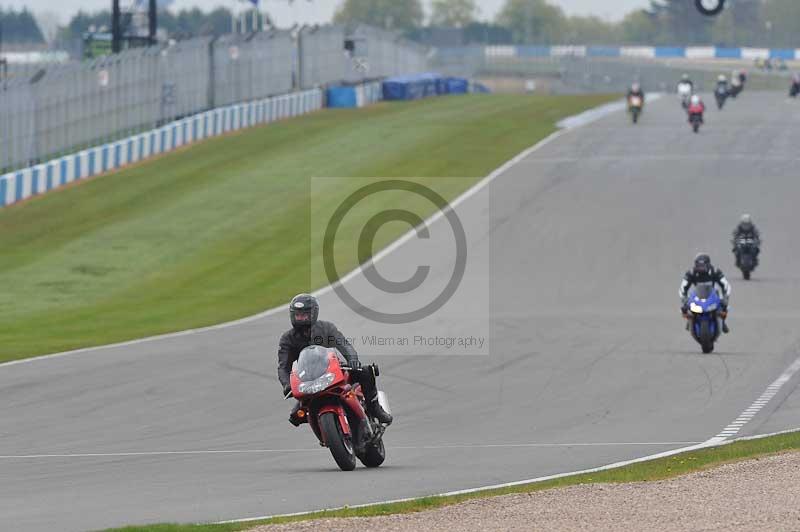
(690, 303, 704, 314)
(298, 372, 335, 394)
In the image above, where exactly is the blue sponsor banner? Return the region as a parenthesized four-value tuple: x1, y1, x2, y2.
(587, 46, 621, 57)
(655, 46, 686, 57)
(0, 177, 6, 207)
(74, 155, 81, 180)
(127, 139, 134, 163)
(769, 48, 795, 60)
(715, 47, 741, 58)
(88, 150, 96, 176)
(516, 45, 550, 57)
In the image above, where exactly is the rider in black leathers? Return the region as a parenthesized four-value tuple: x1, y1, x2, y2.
(731, 214, 761, 268)
(278, 293, 392, 426)
(680, 254, 732, 333)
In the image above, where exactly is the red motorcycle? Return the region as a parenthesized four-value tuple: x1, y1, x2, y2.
(289, 345, 389, 471)
(687, 101, 705, 133)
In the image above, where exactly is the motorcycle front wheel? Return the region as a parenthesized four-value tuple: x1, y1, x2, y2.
(699, 320, 715, 353)
(320, 412, 357, 471)
(359, 437, 386, 468)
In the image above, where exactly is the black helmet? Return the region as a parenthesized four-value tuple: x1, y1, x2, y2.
(289, 293, 319, 329)
(693, 253, 711, 274)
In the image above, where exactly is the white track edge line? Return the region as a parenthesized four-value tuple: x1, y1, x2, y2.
(0, 442, 706, 460)
(216, 426, 800, 525)
(218, 345, 800, 524)
(0, 98, 629, 369)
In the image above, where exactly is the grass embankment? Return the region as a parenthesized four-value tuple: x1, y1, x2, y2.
(102, 430, 800, 532)
(0, 94, 613, 362)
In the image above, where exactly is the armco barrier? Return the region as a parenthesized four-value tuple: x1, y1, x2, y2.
(0, 89, 324, 208)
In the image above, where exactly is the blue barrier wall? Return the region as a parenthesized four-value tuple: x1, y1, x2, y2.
(383, 73, 471, 101)
(0, 89, 324, 208)
(483, 45, 800, 60)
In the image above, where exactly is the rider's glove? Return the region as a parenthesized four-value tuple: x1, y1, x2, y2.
(348, 359, 362, 371)
(283, 383, 292, 397)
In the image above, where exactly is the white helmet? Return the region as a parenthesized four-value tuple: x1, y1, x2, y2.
(631, 82, 640, 92)
(690, 94, 701, 105)
(718, 74, 727, 82)
(740, 213, 753, 227)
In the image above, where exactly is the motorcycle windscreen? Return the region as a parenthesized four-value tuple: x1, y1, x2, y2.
(693, 282, 714, 300)
(295, 345, 339, 382)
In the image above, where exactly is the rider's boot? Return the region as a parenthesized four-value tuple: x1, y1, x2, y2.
(722, 320, 730, 334)
(367, 399, 393, 425)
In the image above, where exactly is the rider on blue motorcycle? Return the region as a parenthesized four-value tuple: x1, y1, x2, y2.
(680, 254, 732, 333)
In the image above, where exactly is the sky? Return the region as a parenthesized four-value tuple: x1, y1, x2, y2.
(5, 0, 652, 27)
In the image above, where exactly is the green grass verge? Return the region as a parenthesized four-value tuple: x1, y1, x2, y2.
(102, 430, 800, 532)
(0, 94, 614, 362)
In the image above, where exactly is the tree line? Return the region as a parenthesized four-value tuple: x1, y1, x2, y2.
(0, 8, 45, 44)
(336, 0, 800, 48)
(3, 0, 800, 47)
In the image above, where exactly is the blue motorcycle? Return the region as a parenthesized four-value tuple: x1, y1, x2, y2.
(686, 282, 722, 354)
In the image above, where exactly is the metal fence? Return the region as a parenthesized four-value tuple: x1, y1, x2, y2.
(0, 25, 428, 173)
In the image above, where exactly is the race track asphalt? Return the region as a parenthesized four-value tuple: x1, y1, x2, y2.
(2, 92, 800, 531)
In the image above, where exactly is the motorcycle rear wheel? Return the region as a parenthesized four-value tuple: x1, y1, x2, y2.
(320, 412, 357, 471)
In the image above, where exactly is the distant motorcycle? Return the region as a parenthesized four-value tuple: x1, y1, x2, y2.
(734, 237, 759, 280)
(289, 345, 390, 471)
(688, 102, 705, 133)
(678, 82, 693, 109)
(729, 79, 743, 98)
(789, 77, 800, 98)
(715, 86, 728, 109)
(685, 282, 724, 354)
(628, 94, 644, 124)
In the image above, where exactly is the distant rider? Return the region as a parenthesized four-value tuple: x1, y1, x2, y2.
(715, 75, 729, 94)
(732, 214, 761, 267)
(678, 74, 694, 108)
(627, 82, 645, 103)
(680, 254, 732, 333)
(277, 293, 393, 426)
(688, 94, 705, 123)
